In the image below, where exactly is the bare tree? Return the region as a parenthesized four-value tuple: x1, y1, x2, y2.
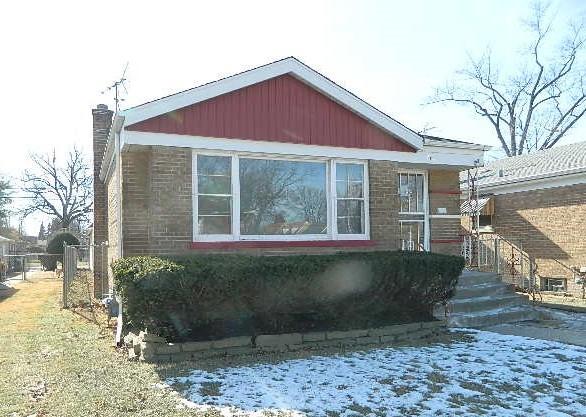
(0, 177, 11, 228)
(431, 2, 586, 156)
(21, 147, 92, 228)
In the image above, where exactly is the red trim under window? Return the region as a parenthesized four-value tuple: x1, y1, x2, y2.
(190, 240, 377, 250)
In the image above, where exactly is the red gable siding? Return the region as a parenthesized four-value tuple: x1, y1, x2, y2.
(127, 75, 416, 152)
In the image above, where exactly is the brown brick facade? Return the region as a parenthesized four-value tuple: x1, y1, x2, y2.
(492, 183, 586, 295)
(368, 160, 400, 251)
(99, 145, 463, 259)
(428, 170, 462, 256)
(121, 147, 193, 256)
(92, 105, 113, 296)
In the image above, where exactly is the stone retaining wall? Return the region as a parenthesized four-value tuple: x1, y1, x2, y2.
(125, 321, 447, 363)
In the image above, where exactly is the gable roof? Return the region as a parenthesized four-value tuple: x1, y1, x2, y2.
(0, 235, 12, 242)
(121, 57, 424, 150)
(464, 141, 586, 190)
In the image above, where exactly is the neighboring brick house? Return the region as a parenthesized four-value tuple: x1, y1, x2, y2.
(92, 57, 487, 295)
(462, 141, 586, 296)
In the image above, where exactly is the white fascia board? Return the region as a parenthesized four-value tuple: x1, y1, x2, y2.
(99, 115, 125, 182)
(482, 171, 586, 195)
(424, 138, 491, 152)
(121, 57, 424, 150)
(121, 130, 481, 168)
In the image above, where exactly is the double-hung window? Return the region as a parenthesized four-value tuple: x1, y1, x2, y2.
(398, 171, 428, 251)
(193, 152, 368, 241)
(195, 155, 233, 236)
(335, 162, 366, 235)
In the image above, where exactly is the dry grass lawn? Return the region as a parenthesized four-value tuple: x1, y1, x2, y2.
(0, 272, 208, 417)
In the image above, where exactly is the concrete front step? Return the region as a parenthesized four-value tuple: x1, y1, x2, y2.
(449, 294, 528, 314)
(457, 271, 501, 286)
(447, 306, 541, 328)
(453, 281, 514, 299)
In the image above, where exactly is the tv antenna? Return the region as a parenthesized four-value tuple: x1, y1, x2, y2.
(101, 62, 129, 112)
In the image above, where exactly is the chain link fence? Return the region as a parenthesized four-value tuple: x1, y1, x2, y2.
(63, 244, 108, 308)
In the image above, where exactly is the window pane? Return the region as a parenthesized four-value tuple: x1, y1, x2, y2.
(336, 200, 364, 234)
(198, 176, 231, 195)
(336, 180, 363, 198)
(416, 174, 424, 212)
(199, 196, 231, 215)
(197, 155, 231, 176)
(399, 174, 409, 212)
(400, 221, 424, 251)
(239, 159, 327, 235)
(337, 200, 362, 217)
(199, 216, 231, 234)
(398, 173, 424, 213)
(336, 163, 363, 182)
(408, 174, 416, 212)
(337, 216, 363, 234)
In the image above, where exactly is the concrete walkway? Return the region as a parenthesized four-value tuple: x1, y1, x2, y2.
(486, 307, 586, 347)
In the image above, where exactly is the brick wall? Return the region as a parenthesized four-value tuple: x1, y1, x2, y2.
(92, 104, 113, 296)
(105, 162, 119, 293)
(368, 160, 400, 251)
(118, 149, 465, 257)
(428, 170, 462, 256)
(493, 183, 586, 295)
(121, 147, 193, 256)
(119, 151, 402, 255)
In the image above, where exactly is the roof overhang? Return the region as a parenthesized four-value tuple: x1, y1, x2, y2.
(120, 57, 424, 151)
(461, 197, 490, 214)
(99, 114, 125, 182)
(476, 168, 586, 195)
(118, 130, 486, 169)
(424, 136, 491, 152)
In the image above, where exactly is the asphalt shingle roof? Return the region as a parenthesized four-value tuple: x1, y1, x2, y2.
(462, 141, 586, 188)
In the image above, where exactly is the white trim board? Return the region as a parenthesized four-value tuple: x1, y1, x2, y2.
(122, 130, 484, 168)
(120, 57, 423, 150)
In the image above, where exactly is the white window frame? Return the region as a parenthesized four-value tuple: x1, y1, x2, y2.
(398, 169, 429, 251)
(192, 150, 370, 241)
(332, 160, 370, 240)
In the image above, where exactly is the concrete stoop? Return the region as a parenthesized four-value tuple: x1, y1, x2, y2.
(438, 270, 545, 328)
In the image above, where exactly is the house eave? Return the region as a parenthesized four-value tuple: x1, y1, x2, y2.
(120, 130, 485, 169)
(464, 167, 586, 195)
(99, 114, 125, 182)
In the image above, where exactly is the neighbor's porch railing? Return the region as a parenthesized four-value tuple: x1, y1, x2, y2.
(462, 235, 539, 298)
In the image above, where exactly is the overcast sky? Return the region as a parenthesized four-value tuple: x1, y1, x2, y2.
(1, 0, 585, 234)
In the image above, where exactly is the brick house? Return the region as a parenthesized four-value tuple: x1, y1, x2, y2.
(92, 57, 487, 295)
(462, 141, 586, 296)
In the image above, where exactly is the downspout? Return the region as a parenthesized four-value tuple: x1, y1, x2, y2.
(116, 128, 123, 259)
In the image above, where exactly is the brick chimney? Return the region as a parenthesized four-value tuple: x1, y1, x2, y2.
(92, 104, 113, 296)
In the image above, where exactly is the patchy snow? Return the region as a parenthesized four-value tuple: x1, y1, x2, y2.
(167, 330, 586, 417)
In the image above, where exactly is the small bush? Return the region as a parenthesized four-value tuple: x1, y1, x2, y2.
(113, 251, 464, 342)
(43, 232, 80, 271)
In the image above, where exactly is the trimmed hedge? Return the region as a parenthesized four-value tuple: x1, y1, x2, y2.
(112, 251, 464, 342)
(42, 232, 80, 271)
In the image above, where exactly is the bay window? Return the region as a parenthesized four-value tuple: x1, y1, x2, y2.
(193, 151, 368, 241)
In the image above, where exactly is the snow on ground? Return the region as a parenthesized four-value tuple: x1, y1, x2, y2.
(167, 330, 586, 417)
